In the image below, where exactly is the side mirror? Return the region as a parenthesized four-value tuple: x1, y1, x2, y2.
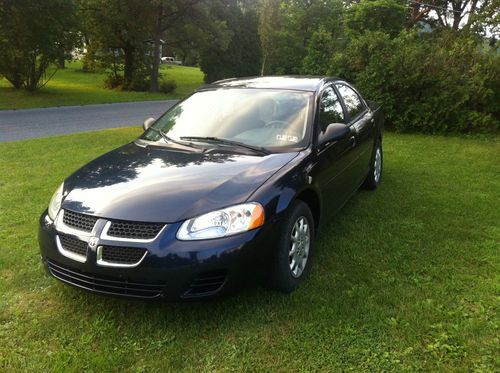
(318, 123, 350, 148)
(143, 117, 155, 131)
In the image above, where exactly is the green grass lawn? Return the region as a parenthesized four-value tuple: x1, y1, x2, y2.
(0, 61, 204, 110)
(0, 131, 498, 371)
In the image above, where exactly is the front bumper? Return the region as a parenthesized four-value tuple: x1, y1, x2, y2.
(38, 210, 277, 300)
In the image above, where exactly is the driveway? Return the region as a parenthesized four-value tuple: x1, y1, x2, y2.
(0, 100, 177, 142)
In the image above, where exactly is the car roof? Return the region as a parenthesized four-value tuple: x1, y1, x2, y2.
(199, 76, 341, 93)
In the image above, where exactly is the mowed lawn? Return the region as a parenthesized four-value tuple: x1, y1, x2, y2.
(0, 61, 204, 110)
(0, 130, 498, 372)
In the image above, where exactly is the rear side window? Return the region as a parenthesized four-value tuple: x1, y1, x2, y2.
(319, 86, 345, 131)
(336, 84, 365, 120)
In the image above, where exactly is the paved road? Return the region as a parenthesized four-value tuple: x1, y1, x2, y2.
(0, 100, 177, 142)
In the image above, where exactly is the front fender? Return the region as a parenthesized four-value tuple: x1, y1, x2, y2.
(247, 149, 321, 223)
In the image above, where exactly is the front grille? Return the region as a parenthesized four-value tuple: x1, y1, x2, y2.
(59, 234, 88, 257)
(63, 210, 98, 232)
(100, 246, 147, 265)
(47, 260, 165, 298)
(184, 270, 227, 297)
(107, 220, 164, 239)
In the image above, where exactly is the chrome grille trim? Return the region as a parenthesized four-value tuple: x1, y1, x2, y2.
(55, 210, 99, 238)
(53, 210, 166, 267)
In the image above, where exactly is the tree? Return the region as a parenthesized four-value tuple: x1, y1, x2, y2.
(80, 0, 154, 89)
(199, 1, 262, 82)
(0, 0, 80, 90)
(345, 0, 407, 37)
(258, 0, 281, 75)
(257, 0, 344, 75)
(147, 0, 211, 92)
(469, 0, 500, 36)
(434, 0, 485, 30)
(302, 26, 334, 74)
(407, 0, 499, 35)
(81, 0, 220, 91)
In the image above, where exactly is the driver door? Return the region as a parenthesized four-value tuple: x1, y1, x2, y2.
(314, 85, 359, 218)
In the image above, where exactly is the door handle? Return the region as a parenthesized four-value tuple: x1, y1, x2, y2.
(349, 136, 356, 147)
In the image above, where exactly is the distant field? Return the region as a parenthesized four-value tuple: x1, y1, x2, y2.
(0, 130, 498, 371)
(0, 61, 204, 110)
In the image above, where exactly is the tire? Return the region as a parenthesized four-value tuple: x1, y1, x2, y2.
(362, 139, 383, 190)
(269, 200, 315, 293)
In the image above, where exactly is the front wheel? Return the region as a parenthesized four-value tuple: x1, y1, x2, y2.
(362, 140, 383, 190)
(269, 201, 315, 293)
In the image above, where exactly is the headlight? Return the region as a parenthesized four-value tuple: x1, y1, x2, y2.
(48, 182, 64, 220)
(177, 202, 265, 240)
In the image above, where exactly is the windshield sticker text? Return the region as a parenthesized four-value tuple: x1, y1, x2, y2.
(276, 134, 299, 143)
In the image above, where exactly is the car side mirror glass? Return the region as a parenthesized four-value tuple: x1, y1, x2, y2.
(143, 117, 155, 131)
(318, 123, 350, 148)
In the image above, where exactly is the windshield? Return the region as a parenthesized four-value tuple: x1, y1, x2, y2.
(141, 89, 313, 151)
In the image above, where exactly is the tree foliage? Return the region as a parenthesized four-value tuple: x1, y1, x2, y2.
(80, 0, 154, 90)
(0, 0, 497, 133)
(345, 0, 407, 37)
(260, 0, 499, 133)
(330, 30, 499, 133)
(80, 0, 247, 89)
(302, 26, 334, 75)
(258, 0, 344, 75)
(0, 0, 80, 90)
(147, 0, 211, 92)
(199, 1, 262, 82)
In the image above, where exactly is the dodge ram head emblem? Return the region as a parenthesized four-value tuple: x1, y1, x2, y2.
(88, 237, 99, 249)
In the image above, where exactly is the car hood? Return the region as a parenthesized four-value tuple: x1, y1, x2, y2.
(62, 142, 298, 222)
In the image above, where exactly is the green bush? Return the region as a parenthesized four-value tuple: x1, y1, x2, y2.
(124, 74, 150, 92)
(104, 72, 177, 94)
(158, 79, 177, 94)
(329, 30, 499, 134)
(103, 74, 123, 89)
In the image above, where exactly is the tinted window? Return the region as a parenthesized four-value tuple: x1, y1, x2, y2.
(336, 84, 365, 120)
(319, 87, 344, 131)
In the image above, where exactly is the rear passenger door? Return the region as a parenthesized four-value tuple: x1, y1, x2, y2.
(335, 83, 374, 186)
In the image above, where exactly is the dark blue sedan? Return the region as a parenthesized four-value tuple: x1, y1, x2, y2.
(38, 76, 384, 300)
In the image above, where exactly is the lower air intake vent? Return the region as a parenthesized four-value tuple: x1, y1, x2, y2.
(99, 246, 147, 265)
(184, 270, 227, 297)
(47, 260, 164, 298)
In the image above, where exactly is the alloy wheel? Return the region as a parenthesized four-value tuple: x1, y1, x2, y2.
(289, 216, 310, 278)
(374, 146, 382, 183)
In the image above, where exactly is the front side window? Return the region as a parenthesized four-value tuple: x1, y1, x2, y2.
(142, 89, 313, 150)
(336, 84, 365, 120)
(319, 86, 345, 132)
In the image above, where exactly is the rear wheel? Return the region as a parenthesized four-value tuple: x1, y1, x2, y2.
(269, 201, 315, 293)
(362, 140, 383, 190)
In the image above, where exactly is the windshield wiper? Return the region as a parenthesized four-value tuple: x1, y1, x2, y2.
(148, 127, 199, 150)
(179, 136, 270, 155)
